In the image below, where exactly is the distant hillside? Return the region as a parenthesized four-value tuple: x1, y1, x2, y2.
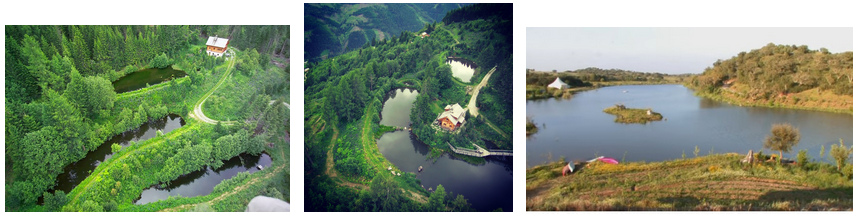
(688, 43, 853, 113)
(526, 67, 688, 86)
(304, 3, 468, 62)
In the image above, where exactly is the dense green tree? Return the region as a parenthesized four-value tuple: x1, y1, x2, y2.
(451, 194, 472, 211)
(64, 71, 116, 119)
(429, 184, 447, 211)
(81, 200, 103, 212)
(149, 52, 172, 69)
(366, 173, 403, 211)
(43, 190, 68, 212)
(764, 123, 801, 163)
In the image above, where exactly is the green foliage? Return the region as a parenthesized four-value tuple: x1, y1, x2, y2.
(157, 141, 213, 183)
(764, 123, 801, 162)
(111, 143, 122, 153)
(797, 149, 809, 168)
(81, 200, 103, 212)
(42, 190, 68, 212)
(64, 72, 116, 119)
(149, 52, 172, 69)
(429, 184, 447, 211)
(829, 139, 853, 171)
(690, 44, 852, 95)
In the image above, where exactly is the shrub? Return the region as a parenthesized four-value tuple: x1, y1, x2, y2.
(796, 149, 809, 168)
(829, 139, 853, 171)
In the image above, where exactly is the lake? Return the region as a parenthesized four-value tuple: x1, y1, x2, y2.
(134, 153, 272, 205)
(377, 88, 513, 211)
(446, 58, 477, 83)
(53, 114, 185, 193)
(526, 85, 853, 167)
(112, 67, 186, 93)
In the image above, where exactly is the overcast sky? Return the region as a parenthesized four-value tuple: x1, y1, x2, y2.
(527, 28, 853, 74)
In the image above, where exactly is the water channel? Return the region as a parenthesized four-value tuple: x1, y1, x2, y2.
(54, 114, 185, 193)
(134, 153, 272, 205)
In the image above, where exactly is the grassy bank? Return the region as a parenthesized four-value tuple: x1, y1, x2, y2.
(603, 106, 663, 124)
(690, 84, 852, 114)
(526, 154, 852, 211)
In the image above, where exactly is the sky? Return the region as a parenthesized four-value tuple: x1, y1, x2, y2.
(527, 28, 853, 74)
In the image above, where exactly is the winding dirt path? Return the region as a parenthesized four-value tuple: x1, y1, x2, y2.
(467, 66, 495, 117)
(192, 49, 237, 125)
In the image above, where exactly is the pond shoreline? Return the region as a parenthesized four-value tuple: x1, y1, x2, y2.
(689, 85, 853, 115)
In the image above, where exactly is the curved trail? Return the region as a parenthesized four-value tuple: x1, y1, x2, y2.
(192, 49, 238, 125)
(467, 66, 496, 117)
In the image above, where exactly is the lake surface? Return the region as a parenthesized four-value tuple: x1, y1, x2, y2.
(526, 85, 853, 167)
(446, 58, 476, 83)
(377, 88, 513, 211)
(112, 67, 186, 93)
(53, 114, 185, 193)
(134, 153, 272, 205)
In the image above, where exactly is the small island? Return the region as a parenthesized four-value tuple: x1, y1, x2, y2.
(603, 104, 663, 124)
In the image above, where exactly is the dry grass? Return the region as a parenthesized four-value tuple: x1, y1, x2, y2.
(526, 154, 853, 211)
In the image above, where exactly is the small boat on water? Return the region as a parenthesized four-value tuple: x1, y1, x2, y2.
(418, 166, 423, 172)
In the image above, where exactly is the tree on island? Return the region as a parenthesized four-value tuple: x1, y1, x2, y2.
(764, 123, 801, 163)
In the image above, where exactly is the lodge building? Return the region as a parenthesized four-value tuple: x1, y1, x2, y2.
(206, 36, 230, 57)
(436, 103, 466, 131)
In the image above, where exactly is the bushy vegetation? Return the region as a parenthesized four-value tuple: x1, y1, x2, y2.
(687, 43, 852, 113)
(526, 117, 538, 136)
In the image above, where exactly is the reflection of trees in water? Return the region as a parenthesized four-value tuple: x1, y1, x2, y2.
(698, 98, 724, 109)
(486, 156, 513, 174)
(408, 132, 430, 156)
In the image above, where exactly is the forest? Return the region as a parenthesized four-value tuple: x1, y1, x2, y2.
(304, 3, 512, 211)
(304, 3, 469, 62)
(687, 43, 853, 113)
(5, 25, 290, 212)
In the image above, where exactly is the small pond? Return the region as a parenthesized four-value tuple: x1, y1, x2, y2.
(112, 67, 186, 93)
(446, 57, 477, 83)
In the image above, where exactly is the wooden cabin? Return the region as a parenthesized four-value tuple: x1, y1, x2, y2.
(206, 36, 230, 57)
(436, 103, 466, 131)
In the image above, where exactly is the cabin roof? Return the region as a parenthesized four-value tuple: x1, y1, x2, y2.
(438, 103, 466, 125)
(206, 36, 229, 48)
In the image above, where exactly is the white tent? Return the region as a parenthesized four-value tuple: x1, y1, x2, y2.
(547, 77, 569, 89)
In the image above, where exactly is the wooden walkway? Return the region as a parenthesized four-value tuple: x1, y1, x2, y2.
(447, 142, 513, 157)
